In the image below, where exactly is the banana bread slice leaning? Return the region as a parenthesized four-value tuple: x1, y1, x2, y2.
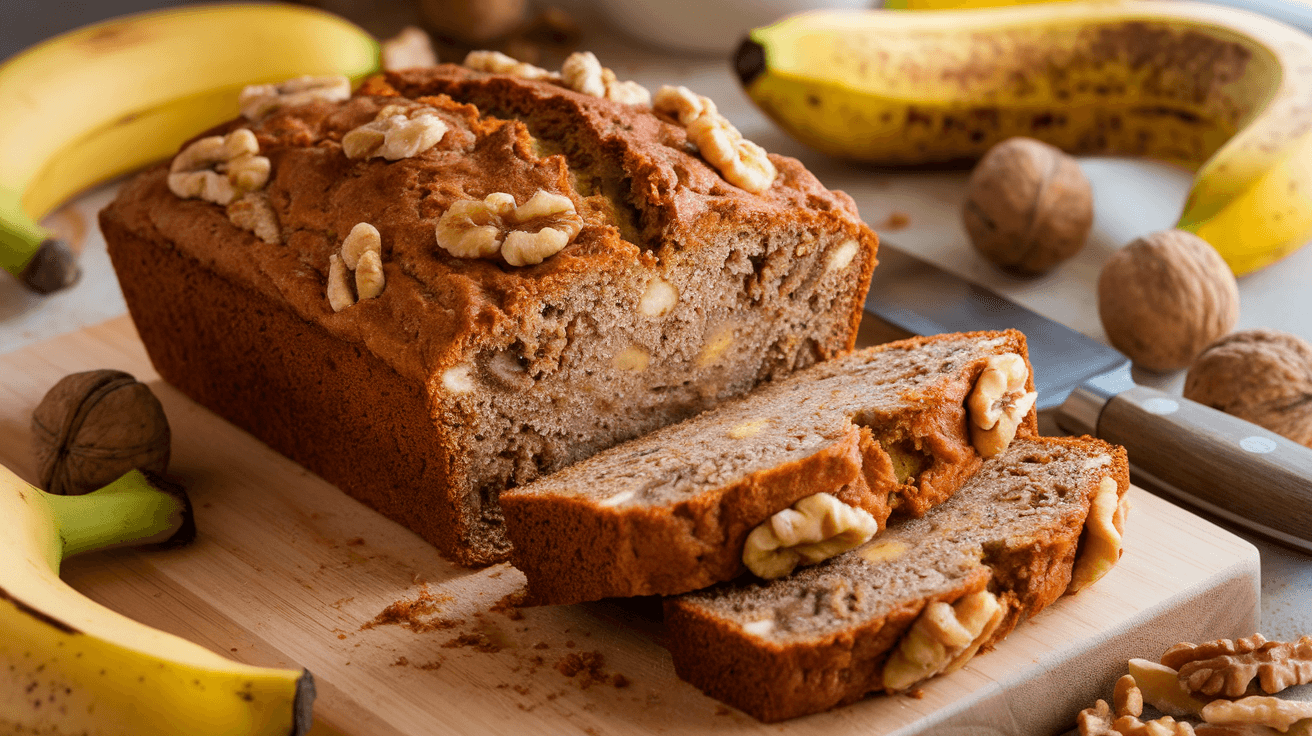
(501, 330, 1039, 605)
(663, 435, 1130, 722)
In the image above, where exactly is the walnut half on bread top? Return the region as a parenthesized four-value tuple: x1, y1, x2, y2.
(100, 60, 879, 565)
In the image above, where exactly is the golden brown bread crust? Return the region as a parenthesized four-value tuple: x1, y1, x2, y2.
(102, 63, 877, 565)
(502, 330, 1037, 604)
(662, 436, 1130, 722)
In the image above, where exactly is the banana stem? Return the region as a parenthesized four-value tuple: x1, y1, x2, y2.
(42, 470, 195, 563)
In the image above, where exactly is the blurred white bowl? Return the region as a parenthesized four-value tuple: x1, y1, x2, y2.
(597, 0, 872, 56)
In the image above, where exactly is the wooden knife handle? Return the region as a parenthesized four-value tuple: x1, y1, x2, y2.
(1097, 385, 1312, 551)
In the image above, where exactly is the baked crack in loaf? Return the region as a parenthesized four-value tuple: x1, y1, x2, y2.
(502, 330, 1038, 605)
(100, 62, 878, 565)
(664, 435, 1130, 722)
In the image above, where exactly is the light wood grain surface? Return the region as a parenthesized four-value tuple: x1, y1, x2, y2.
(0, 317, 1261, 736)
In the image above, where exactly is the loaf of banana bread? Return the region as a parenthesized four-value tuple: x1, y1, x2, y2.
(101, 59, 878, 565)
(664, 435, 1130, 722)
(502, 330, 1038, 605)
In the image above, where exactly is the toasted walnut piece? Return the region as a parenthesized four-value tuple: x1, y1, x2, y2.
(1116, 675, 1145, 718)
(1128, 659, 1211, 717)
(463, 50, 558, 80)
(326, 254, 354, 312)
(354, 250, 385, 301)
(560, 51, 651, 105)
(727, 419, 768, 440)
(1079, 702, 1199, 736)
(436, 190, 581, 266)
(1203, 697, 1312, 732)
(343, 106, 448, 161)
(168, 129, 270, 206)
(435, 194, 517, 259)
(226, 193, 280, 244)
(639, 277, 678, 317)
(561, 51, 606, 97)
(341, 223, 382, 270)
(742, 493, 880, 579)
(502, 191, 582, 266)
(613, 346, 649, 372)
(239, 75, 351, 121)
(653, 85, 712, 126)
(1164, 635, 1270, 671)
(883, 590, 1003, 692)
(381, 26, 437, 70)
(652, 84, 776, 193)
(1196, 723, 1312, 736)
(1068, 476, 1127, 592)
(1172, 635, 1312, 698)
(442, 366, 474, 394)
(1080, 700, 1119, 736)
(826, 239, 860, 273)
(967, 353, 1038, 458)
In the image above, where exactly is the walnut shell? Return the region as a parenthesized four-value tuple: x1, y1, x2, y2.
(1184, 329, 1312, 448)
(31, 369, 170, 495)
(1098, 230, 1239, 373)
(962, 137, 1093, 275)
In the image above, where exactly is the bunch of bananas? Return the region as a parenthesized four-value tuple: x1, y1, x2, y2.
(736, 0, 1312, 275)
(0, 3, 379, 292)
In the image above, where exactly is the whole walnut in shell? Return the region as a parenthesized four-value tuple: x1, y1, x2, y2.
(1098, 229, 1239, 373)
(962, 137, 1093, 275)
(31, 369, 171, 495)
(1185, 329, 1312, 448)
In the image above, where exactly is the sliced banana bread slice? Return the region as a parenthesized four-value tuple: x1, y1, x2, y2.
(501, 330, 1038, 605)
(664, 435, 1130, 722)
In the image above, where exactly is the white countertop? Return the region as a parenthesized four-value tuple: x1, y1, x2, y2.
(3, 0, 1310, 681)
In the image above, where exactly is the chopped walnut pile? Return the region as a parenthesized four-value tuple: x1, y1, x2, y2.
(168, 128, 270, 206)
(966, 353, 1038, 458)
(239, 75, 351, 121)
(741, 492, 880, 579)
(1077, 636, 1312, 736)
(327, 223, 386, 312)
(881, 590, 1006, 692)
(342, 104, 448, 161)
(560, 51, 650, 105)
(435, 190, 583, 266)
(463, 50, 558, 80)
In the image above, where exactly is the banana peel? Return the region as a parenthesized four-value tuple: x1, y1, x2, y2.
(0, 3, 380, 292)
(0, 465, 315, 735)
(736, 0, 1312, 274)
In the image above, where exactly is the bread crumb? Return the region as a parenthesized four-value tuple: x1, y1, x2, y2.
(491, 589, 529, 620)
(442, 632, 501, 653)
(907, 688, 926, 699)
(361, 587, 460, 633)
(392, 656, 409, 666)
(346, 537, 366, 546)
(337, 634, 347, 640)
(417, 660, 442, 671)
(611, 673, 630, 688)
(879, 212, 911, 231)
(330, 596, 354, 609)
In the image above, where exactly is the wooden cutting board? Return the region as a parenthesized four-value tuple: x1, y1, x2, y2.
(0, 316, 1260, 736)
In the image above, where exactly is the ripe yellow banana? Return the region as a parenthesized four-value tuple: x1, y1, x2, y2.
(0, 465, 315, 734)
(0, 3, 380, 292)
(736, 0, 1312, 274)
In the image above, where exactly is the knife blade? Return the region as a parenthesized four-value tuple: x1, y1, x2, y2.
(865, 243, 1312, 553)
